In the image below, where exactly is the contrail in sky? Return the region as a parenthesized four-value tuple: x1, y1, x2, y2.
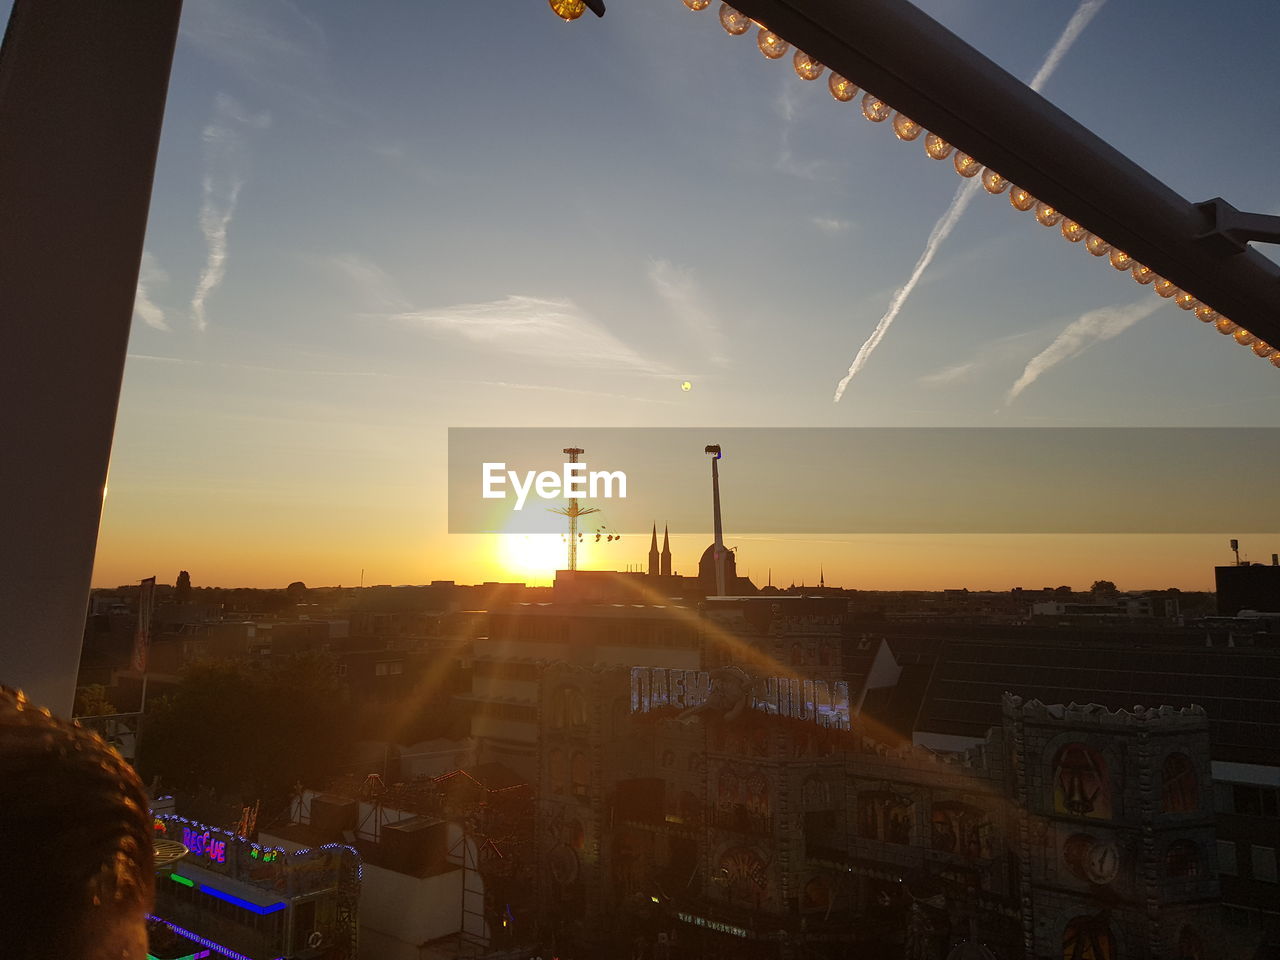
(833, 0, 1108, 401)
(191, 94, 269, 331)
(1006, 297, 1159, 403)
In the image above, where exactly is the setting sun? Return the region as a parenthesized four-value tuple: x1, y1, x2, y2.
(496, 535, 570, 584)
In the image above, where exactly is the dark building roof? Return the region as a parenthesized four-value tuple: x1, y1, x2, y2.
(1216, 563, 1280, 616)
(916, 640, 1280, 765)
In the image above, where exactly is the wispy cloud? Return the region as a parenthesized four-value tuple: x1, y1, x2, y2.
(327, 254, 409, 311)
(1005, 298, 1161, 403)
(811, 217, 851, 236)
(127, 353, 392, 378)
(832, 0, 1108, 400)
(180, 0, 329, 115)
(448, 380, 680, 406)
(917, 330, 1041, 387)
(775, 79, 827, 180)
(133, 251, 170, 331)
(190, 94, 270, 331)
(647, 259, 727, 366)
(388, 295, 670, 375)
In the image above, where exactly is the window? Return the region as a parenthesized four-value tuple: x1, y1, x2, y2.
(570, 751, 589, 799)
(1251, 845, 1278, 883)
(1161, 753, 1198, 813)
(930, 800, 991, 858)
(1218, 840, 1238, 876)
(551, 686, 587, 729)
(1230, 784, 1279, 818)
(801, 775, 831, 811)
(857, 791, 912, 845)
(1053, 743, 1112, 820)
(374, 660, 403, 677)
(1165, 839, 1201, 878)
(1176, 926, 1204, 960)
(716, 846, 768, 907)
(803, 809, 838, 856)
(802, 875, 832, 912)
(1063, 914, 1115, 960)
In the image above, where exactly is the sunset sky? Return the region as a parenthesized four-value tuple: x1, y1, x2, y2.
(18, 0, 1277, 591)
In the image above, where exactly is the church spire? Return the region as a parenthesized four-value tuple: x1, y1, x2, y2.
(648, 523, 659, 577)
(660, 525, 671, 576)
(820, 565, 825, 588)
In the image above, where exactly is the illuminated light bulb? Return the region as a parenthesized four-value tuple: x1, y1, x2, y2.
(1009, 188, 1036, 212)
(1174, 291, 1198, 311)
(1061, 220, 1086, 243)
(860, 92, 891, 122)
(828, 73, 857, 102)
(1253, 341, 1276, 358)
(953, 152, 981, 178)
(1108, 248, 1134, 271)
(1130, 264, 1156, 285)
(719, 4, 752, 35)
(1271, 353, 1280, 369)
(1153, 278, 1179, 298)
(1194, 304, 1219, 324)
(792, 49, 824, 80)
(924, 133, 952, 160)
(757, 28, 788, 59)
(982, 168, 1009, 195)
(1215, 317, 1239, 335)
(683, 0, 711, 8)
(1084, 233, 1111, 257)
(549, 0, 586, 19)
(892, 113, 922, 141)
(1234, 328, 1257, 346)
(1033, 202, 1063, 227)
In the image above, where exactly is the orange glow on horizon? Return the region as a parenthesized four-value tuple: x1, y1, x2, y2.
(88, 531, 1235, 593)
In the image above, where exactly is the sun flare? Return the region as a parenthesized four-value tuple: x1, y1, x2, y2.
(495, 535, 571, 584)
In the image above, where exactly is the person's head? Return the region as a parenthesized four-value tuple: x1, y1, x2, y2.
(0, 686, 154, 959)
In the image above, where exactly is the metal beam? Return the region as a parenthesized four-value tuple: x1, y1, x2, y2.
(0, 0, 184, 713)
(730, 0, 1280, 348)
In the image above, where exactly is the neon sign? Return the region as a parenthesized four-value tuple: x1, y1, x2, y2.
(630, 667, 850, 729)
(676, 912, 750, 938)
(182, 827, 227, 864)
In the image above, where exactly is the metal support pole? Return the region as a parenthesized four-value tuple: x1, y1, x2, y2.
(730, 0, 1280, 347)
(0, 0, 184, 713)
(706, 446, 725, 597)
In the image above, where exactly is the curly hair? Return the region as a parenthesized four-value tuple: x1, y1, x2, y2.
(0, 686, 154, 958)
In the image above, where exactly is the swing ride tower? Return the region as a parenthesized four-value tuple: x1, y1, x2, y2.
(549, 447, 598, 572)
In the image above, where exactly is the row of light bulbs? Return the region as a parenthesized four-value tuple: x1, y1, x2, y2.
(693, 0, 1280, 369)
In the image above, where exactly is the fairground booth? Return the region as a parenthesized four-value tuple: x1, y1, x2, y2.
(150, 815, 361, 960)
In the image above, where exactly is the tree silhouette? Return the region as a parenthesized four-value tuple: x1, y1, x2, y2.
(73, 683, 116, 718)
(175, 570, 192, 603)
(139, 652, 350, 804)
(1090, 580, 1118, 594)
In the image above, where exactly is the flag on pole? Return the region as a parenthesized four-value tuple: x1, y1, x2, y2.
(131, 576, 156, 673)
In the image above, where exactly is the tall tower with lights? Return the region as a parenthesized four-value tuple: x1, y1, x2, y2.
(549, 447, 597, 572)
